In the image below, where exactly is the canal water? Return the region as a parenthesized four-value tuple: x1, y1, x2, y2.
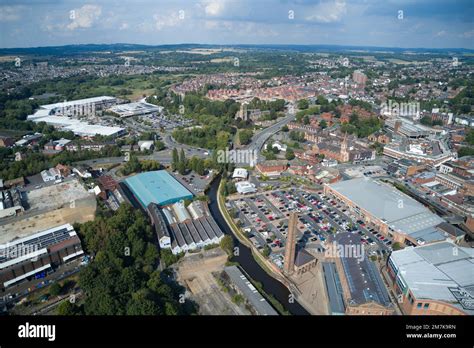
(207, 177, 309, 315)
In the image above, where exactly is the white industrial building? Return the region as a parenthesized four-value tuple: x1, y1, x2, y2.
(27, 96, 125, 138)
(137, 140, 154, 151)
(232, 168, 248, 181)
(107, 102, 163, 118)
(147, 201, 224, 255)
(235, 181, 257, 194)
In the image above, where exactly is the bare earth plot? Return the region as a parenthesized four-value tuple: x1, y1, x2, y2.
(175, 248, 250, 315)
(0, 180, 96, 244)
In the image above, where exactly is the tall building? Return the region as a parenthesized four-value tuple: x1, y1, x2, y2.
(340, 133, 349, 162)
(284, 212, 297, 275)
(352, 70, 367, 86)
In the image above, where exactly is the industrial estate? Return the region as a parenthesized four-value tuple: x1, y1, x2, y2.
(0, 2, 473, 331)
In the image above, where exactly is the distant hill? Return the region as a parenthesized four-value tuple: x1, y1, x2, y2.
(0, 43, 473, 56)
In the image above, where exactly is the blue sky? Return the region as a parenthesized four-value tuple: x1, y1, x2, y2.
(0, 0, 473, 48)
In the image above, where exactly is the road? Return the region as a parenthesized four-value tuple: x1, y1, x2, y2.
(240, 113, 296, 164)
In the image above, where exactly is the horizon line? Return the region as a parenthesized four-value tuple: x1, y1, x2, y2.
(0, 42, 473, 52)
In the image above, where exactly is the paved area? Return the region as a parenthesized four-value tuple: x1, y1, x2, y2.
(175, 248, 250, 315)
(290, 261, 330, 315)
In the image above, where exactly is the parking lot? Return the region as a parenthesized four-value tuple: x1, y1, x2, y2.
(228, 185, 394, 270)
(137, 112, 192, 131)
(173, 170, 214, 195)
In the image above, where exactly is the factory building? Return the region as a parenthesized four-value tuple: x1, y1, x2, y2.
(147, 201, 224, 255)
(124, 170, 193, 208)
(0, 224, 83, 290)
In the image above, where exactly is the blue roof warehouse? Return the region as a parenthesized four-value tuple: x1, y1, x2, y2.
(124, 170, 193, 208)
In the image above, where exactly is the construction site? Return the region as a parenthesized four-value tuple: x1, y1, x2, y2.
(0, 179, 96, 244)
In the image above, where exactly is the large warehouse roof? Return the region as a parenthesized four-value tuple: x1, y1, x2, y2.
(41, 96, 116, 109)
(389, 242, 474, 314)
(107, 102, 163, 117)
(328, 178, 444, 238)
(124, 170, 193, 207)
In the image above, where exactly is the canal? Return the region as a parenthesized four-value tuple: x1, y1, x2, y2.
(207, 176, 309, 315)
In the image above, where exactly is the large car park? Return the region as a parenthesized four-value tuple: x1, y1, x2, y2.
(229, 186, 393, 270)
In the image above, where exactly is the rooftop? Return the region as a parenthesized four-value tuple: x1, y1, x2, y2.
(389, 242, 474, 314)
(224, 265, 278, 315)
(335, 232, 392, 308)
(124, 170, 193, 208)
(328, 178, 445, 237)
(107, 102, 163, 117)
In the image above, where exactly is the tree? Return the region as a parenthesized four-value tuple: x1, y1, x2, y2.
(178, 148, 187, 175)
(319, 120, 327, 129)
(160, 249, 181, 267)
(298, 99, 309, 110)
(262, 246, 271, 257)
(238, 129, 253, 145)
(56, 300, 80, 315)
(392, 242, 403, 251)
(76, 204, 195, 315)
(154, 140, 165, 151)
(195, 160, 205, 176)
(465, 129, 474, 146)
(285, 148, 295, 160)
(220, 235, 234, 257)
(171, 148, 179, 171)
(49, 282, 62, 297)
(123, 154, 141, 175)
(289, 130, 305, 142)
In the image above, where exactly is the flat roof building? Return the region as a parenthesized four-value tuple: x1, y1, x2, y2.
(387, 242, 474, 315)
(224, 266, 278, 315)
(124, 170, 193, 208)
(27, 96, 124, 137)
(333, 232, 394, 315)
(235, 181, 257, 195)
(322, 262, 346, 315)
(0, 223, 83, 289)
(325, 178, 446, 246)
(107, 102, 163, 118)
(232, 168, 248, 181)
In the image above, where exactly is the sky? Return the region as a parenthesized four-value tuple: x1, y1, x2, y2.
(0, 0, 473, 49)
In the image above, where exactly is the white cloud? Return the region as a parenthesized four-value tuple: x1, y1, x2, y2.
(153, 12, 182, 31)
(204, 19, 278, 38)
(305, 0, 347, 23)
(0, 5, 25, 22)
(460, 29, 474, 38)
(119, 22, 129, 30)
(67, 5, 102, 30)
(435, 30, 446, 37)
(201, 0, 229, 16)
